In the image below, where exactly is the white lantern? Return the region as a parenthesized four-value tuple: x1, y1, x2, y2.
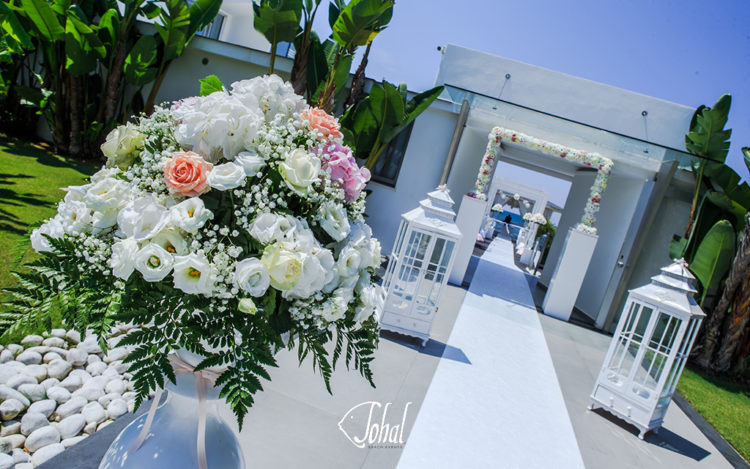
(381, 186, 462, 346)
(588, 259, 705, 439)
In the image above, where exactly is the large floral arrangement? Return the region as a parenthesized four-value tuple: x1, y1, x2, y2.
(470, 126, 613, 234)
(522, 212, 547, 225)
(4, 75, 383, 425)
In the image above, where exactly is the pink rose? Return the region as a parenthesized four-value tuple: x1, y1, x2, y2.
(316, 143, 370, 203)
(302, 108, 342, 140)
(164, 151, 213, 197)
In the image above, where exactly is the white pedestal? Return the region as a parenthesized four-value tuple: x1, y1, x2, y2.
(542, 228, 598, 321)
(449, 195, 487, 285)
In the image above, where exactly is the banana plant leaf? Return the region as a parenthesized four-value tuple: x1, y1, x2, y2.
(20, 0, 65, 42)
(685, 94, 732, 163)
(330, 0, 393, 53)
(96, 9, 120, 52)
(252, 0, 303, 46)
(703, 160, 750, 210)
(743, 147, 750, 175)
(689, 219, 735, 305)
(155, 0, 190, 63)
(64, 14, 106, 75)
(0, 2, 33, 53)
(187, 0, 223, 39)
(308, 39, 352, 105)
(124, 36, 158, 86)
(706, 191, 748, 231)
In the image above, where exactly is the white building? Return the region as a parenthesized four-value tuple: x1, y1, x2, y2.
(150, 23, 697, 334)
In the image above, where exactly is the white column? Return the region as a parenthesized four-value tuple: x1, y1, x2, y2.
(449, 195, 488, 285)
(542, 228, 598, 321)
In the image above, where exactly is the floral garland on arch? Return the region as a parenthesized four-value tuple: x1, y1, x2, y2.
(470, 126, 613, 234)
(5, 75, 383, 427)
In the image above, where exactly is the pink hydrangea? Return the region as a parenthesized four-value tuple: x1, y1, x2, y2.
(315, 142, 370, 203)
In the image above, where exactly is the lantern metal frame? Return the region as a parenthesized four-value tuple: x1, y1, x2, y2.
(381, 187, 462, 346)
(588, 260, 705, 439)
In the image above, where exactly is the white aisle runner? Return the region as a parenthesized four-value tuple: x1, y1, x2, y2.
(397, 238, 584, 469)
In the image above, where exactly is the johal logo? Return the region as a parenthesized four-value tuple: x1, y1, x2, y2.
(338, 401, 412, 448)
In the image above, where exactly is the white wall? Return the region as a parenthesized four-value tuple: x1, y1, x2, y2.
(218, 2, 271, 51)
(149, 37, 291, 106)
(435, 44, 695, 150)
(366, 106, 458, 254)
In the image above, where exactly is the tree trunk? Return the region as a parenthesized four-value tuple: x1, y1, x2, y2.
(290, 20, 313, 96)
(144, 60, 173, 116)
(97, 29, 128, 128)
(68, 75, 84, 156)
(695, 212, 750, 369)
(344, 41, 371, 111)
(712, 268, 750, 372)
(316, 49, 341, 113)
(52, 46, 68, 154)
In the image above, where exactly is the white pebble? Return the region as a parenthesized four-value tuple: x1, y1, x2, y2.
(31, 442, 65, 466)
(54, 396, 87, 419)
(82, 402, 106, 424)
(20, 412, 48, 436)
(57, 414, 85, 439)
(107, 399, 128, 419)
(24, 425, 60, 452)
(27, 400, 56, 419)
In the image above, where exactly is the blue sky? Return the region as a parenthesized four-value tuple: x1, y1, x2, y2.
(314, 0, 750, 187)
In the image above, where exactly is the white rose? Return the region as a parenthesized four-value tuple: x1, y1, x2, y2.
(317, 202, 350, 241)
(89, 167, 118, 183)
(173, 253, 214, 295)
(152, 228, 189, 255)
(30, 218, 64, 253)
(315, 248, 336, 287)
(207, 162, 246, 191)
(261, 243, 303, 291)
(284, 216, 317, 252)
(337, 245, 361, 279)
(233, 258, 271, 297)
(278, 149, 320, 196)
(117, 197, 168, 241)
(84, 177, 130, 212)
(57, 200, 92, 234)
(234, 150, 266, 177)
(354, 285, 385, 327)
(320, 295, 349, 323)
(283, 252, 328, 299)
(101, 123, 144, 169)
(169, 197, 213, 233)
(109, 238, 139, 280)
(134, 243, 174, 282)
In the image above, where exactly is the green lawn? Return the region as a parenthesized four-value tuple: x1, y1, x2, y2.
(677, 366, 750, 462)
(0, 133, 97, 289)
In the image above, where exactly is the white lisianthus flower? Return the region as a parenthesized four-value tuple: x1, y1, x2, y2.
(30, 218, 64, 253)
(260, 243, 303, 291)
(278, 149, 320, 196)
(89, 167, 119, 183)
(84, 177, 130, 213)
(152, 228, 188, 255)
(354, 285, 385, 327)
(117, 197, 168, 240)
(247, 213, 282, 244)
(63, 184, 88, 204)
(284, 216, 317, 252)
(233, 258, 270, 297)
(234, 150, 266, 177)
(337, 245, 361, 279)
(320, 295, 349, 323)
(173, 253, 214, 295)
(57, 200, 92, 234)
(315, 248, 336, 287)
(317, 202, 350, 241)
(134, 243, 174, 282)
(100, 123, 144, 169)
(109, 238, 139, 280)
(169, 197, 213, 233)
(91, 209, 119, 234)
(207, 162, 246, 191)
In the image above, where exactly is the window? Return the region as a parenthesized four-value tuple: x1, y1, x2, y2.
(196, 13, 224, 40)
(370, 122, 414, 187)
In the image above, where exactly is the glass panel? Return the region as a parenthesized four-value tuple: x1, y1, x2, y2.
(370, 123, 414, 186)
(633, 306, 653, 343)
(387, 230, 431, 314)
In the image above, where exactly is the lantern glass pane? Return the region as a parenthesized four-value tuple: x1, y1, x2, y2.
(632, 312, 680, 401)
(606, 302, 639, 385)
(387, 230, 432, 314)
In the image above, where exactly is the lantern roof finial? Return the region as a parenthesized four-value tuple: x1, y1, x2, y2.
(649, 258, 697, 295)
